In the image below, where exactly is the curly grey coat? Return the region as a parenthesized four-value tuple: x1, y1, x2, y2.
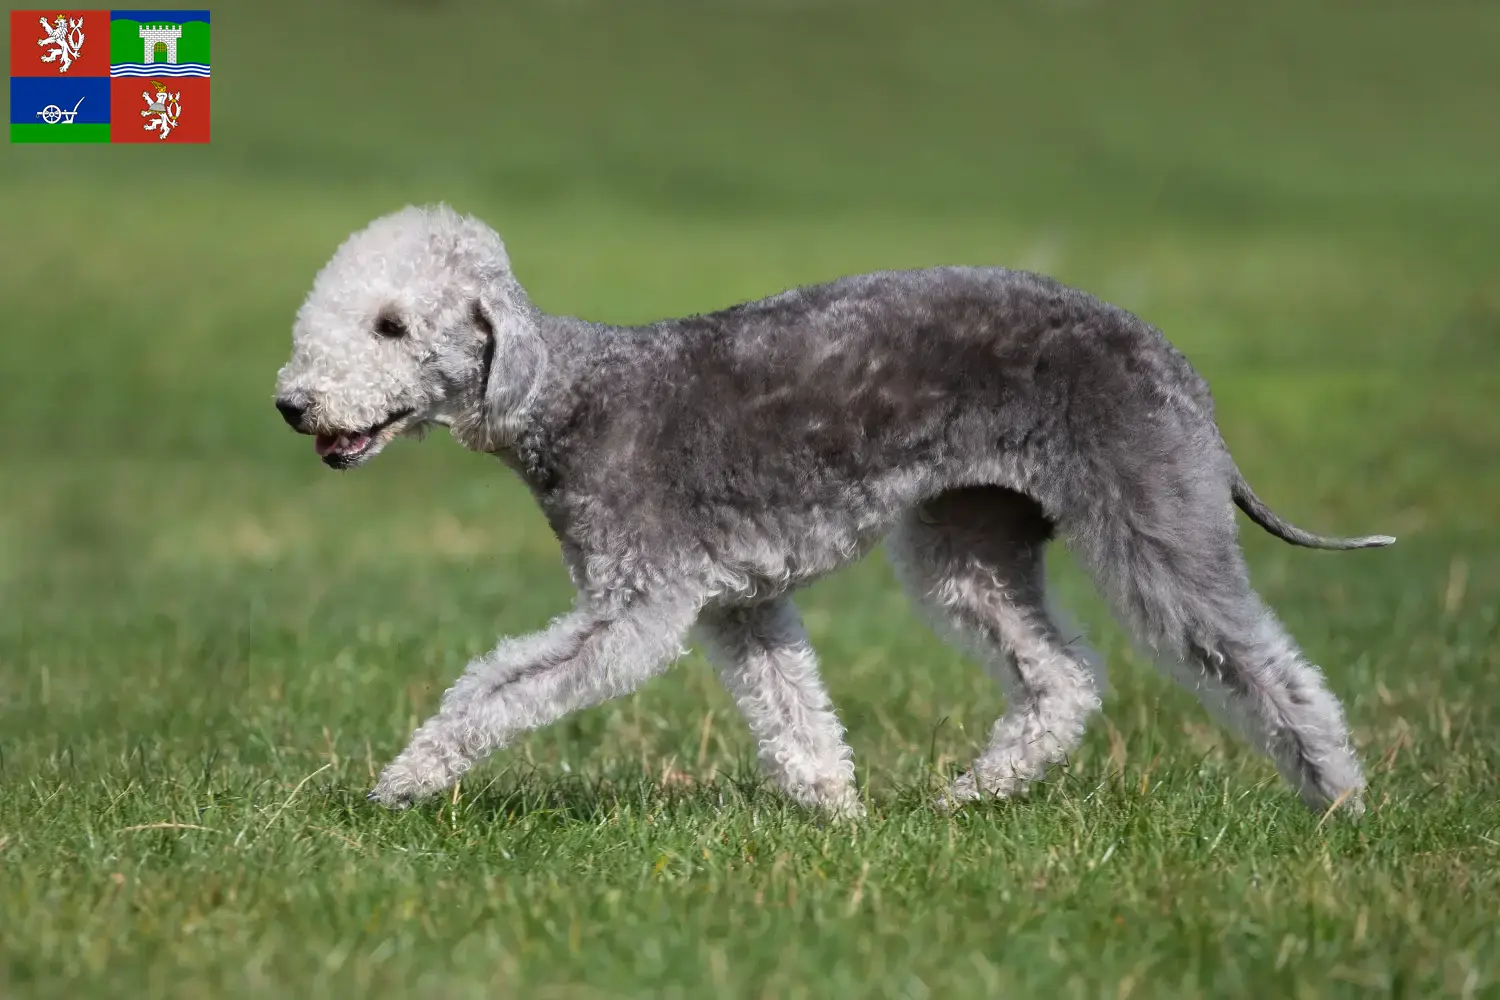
(274, 205, 1393, 818)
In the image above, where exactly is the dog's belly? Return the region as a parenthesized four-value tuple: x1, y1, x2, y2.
(692, 496, 906, 605)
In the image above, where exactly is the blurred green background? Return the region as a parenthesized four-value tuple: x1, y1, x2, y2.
(2, 2, 1498, 997)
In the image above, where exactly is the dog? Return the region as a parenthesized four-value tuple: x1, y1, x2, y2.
(274, 204, 1392, 818)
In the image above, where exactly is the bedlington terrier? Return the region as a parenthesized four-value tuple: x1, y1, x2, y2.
(274, 204, 1394, 819)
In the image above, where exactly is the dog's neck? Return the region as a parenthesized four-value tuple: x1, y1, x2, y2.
(449, 300, 595, 461)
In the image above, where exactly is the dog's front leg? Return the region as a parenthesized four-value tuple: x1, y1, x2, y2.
(697, 599, 861, 817)
(369, 592, 699, 809)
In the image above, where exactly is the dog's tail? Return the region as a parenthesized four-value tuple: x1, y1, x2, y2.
(1230, 468, 1395, 550)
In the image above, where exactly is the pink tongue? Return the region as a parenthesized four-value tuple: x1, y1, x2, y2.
(315, 433, 372, 458)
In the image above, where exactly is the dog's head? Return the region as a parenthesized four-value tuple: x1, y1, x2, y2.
(273, 204, 544, 468)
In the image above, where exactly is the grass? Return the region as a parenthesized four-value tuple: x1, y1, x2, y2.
(2, 1, 1499, 996)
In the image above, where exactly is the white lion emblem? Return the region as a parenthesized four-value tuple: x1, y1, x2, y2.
(37, 14, 86, 74)
(141, 82, 183, 140)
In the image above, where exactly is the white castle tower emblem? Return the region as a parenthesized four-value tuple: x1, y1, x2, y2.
(139, 24, 183, 65)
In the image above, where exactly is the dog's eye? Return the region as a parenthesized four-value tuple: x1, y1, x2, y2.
(373, 312, 408, 340)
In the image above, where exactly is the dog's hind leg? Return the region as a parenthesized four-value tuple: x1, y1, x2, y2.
(369, 593, 699, 809)
(888, 487, 1103, 806)
(1067, 458, 1366, 814)
(697, 598, 860, 817)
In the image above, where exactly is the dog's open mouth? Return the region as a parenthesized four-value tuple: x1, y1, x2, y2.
(314, 409, 413, 469)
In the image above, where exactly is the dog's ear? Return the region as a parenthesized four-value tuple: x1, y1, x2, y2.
(472, 288, 546, 449)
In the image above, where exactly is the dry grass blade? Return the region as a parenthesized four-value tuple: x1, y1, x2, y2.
(265, 763, 333, 829)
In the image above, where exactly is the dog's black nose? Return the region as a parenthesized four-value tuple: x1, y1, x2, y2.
(276, 398, 307, 429)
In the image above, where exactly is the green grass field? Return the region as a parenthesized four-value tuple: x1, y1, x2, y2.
(3, 2, 1499, 996)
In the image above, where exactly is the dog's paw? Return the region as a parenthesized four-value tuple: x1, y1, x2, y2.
(368, 750, 458, 810)
(782, 774, 864, 820)
(367, 766, 425, 810)
(817, 786, 866, 822)
(366, 787, 412, 810)
(935, 771, 981, 813)
(1298, 752, 1367, 820)
(936, 768, 1027, 812)
(1305, 783, 1366, 821)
